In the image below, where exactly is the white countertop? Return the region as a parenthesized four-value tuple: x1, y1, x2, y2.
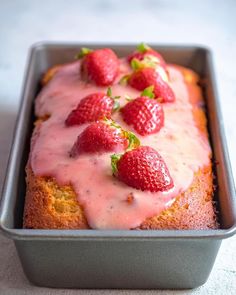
(0, 0, 235, 294)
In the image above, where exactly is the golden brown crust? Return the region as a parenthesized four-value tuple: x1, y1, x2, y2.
(23, 64, 218, 229)
(139, 166, 218, 230)
(41, 65, 62, 86)
(23, 167, 89, 229)
(23, 165, 218, 229)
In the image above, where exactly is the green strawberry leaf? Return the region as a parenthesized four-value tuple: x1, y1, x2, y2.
(124, 131, 140, 150)
(141, 85, 155, 98)
(112, 100, 120, 112)
(75, 47, 93, 59)
(131, 56, 159, 70)
(131, 58, 143, 70)
(125, 95, 133, 102)
(111, 154, 121, 175)
(103, 118, 121, 129)
(119, 75, 130, 85)
(137, 42, 150, 53)
(107, 87, 120, 111)
(142, 55, 160, 67)
(107, 87, 112, 97)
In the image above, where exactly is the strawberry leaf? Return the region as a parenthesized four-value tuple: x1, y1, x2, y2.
(125, 95, 133, 102)
(111, 154, 121, 175)
(107, 87, 120, 108)
(131, 58, 143, 70)
(104, 118, 121, 129)
(142, 55, 160, 67)
(107, 87, 112, 97)
(112, 100, 120, 112)
(119, 75, 130, 85)
(137, 42, 150, 53)
(125, 132, 140, 150)
(131, 56, 159, 70)
(141, 85, 155, 98)
(75, 47, 93, 59)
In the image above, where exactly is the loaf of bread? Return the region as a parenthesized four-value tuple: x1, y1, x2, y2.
(23, 45, 218, 230)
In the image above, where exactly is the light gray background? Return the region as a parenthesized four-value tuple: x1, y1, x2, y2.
(0, 0, 235, 294)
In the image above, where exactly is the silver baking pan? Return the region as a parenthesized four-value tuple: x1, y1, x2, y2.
(0, 43, 235, 289)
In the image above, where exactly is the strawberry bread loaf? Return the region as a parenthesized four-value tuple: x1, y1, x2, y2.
(23, 44, 218, 230)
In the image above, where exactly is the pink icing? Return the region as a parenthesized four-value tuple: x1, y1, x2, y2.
(31, 58, 211, 229)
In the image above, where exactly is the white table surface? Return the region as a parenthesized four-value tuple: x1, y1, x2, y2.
(0, 0, 235, 294)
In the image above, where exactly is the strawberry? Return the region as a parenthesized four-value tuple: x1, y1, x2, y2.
(128, 67, 175, 103)
(78, 47, 119, 86)
(126, 43, 169, 84)
(127, 43, 166, 69)
(71, 120, 140, 156)
(121, 86, 164, 136)
(65, 88, 120, 126)
(111, 146, 174, 192)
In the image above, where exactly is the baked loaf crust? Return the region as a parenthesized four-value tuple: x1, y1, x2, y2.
(24, 165, 217, 229)
(24, 166, 89, 229)
(23, 54, 218, 230)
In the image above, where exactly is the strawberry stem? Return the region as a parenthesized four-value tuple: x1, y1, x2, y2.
(111, 154, 121, 175)
(104, 119, 140, 152)
(131, 56, 159, 71)
(103, 118, 121, 129)
(106, 87, 120, 111)
(107, 87, 112, 97)
(131, 58, 143, 70)
(137, 42, 150, 53)
(119, 75, 130, 85)
(107, 87, 120, 99)
(125, 132, 140, 150)
(142, 55, 160, 67)
(111, 131, 140, 175)
(125, 95, 133, 102)
(141, 85, 155, 98)
(112, 100, 120, 112)
(75, 47, 93, 59)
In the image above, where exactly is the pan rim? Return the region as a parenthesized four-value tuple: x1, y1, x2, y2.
(0, 42, 235, 241)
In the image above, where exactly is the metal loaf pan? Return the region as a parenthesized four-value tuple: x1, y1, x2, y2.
(0, 43, 236, 289)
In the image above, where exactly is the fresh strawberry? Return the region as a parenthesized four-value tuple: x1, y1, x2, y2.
(111, 146, 174, 192)
(128, 67, 175, 103)
(71, 120, 140, 156)
(121, 86, 164, 136)
(79, 47, 119, 86)
(126, 43, 169, 83)
(127, 43, 166, 68)
(65, 88, 120, 126)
